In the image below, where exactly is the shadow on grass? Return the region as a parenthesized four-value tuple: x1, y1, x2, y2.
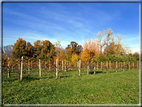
(89, 70, 105, 74)
(60, 75, 71, 79)
(22, 76, 40, 82)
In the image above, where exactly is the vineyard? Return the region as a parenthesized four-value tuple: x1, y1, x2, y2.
(2, 56, 139, 80)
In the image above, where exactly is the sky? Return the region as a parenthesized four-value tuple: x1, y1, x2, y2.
(3, 2, 140, 53)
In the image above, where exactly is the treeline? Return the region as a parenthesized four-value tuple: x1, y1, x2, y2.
(3, 28, 139, 66)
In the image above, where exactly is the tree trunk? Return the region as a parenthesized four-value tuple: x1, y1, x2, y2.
(133, 62, 134, 69)
(39, 59, 41, 77)
(20, 56, 23, 81)
(94, 62, 96, 75)
(7, 57, 10, 78)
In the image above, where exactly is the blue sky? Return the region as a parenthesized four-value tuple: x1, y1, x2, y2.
(3, 3, 140, 53)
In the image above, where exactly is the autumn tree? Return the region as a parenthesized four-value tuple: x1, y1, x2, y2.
(59, 49, 65, 61)
(66, 41, 83, 55)
(33, 40, 42, 60)
(65, 48, 72, 62)
(81, 39, 100, 63)
(133, 52, 139, 61)
(12, 38, 26, 59)
(55, 40, 61, 60)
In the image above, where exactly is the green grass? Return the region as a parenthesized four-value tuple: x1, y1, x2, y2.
(2, 68, 139, 104)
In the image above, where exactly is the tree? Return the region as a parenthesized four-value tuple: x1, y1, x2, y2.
(59, 49, 65, 61)
(133, 52, 139, 61)
(65, 48, 72, 62)
(12, 38, 26, 59)
(71, 53, 80, 63)
(66, 41, 83, 55)
(33, 40, 42, 60)
(25, 42, 34, 58)
(55, 40, 61, 59)
(81, 39, 100, 63)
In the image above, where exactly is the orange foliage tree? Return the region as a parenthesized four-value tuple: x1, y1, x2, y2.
(81, 39, 100, 63)
(12, 38, 27, 59)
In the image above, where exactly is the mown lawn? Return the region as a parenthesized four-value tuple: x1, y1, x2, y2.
(2, 68, 139, 104)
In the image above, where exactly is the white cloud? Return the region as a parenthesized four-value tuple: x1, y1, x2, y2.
(131, 48, 140, 54)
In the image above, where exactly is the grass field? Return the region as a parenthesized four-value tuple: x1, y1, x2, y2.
(2, 68, 139, 104)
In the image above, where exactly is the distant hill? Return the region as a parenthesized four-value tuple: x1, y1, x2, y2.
(1, 45, 13, 54)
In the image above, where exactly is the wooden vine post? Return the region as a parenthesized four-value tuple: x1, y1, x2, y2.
(56, 59, 59, 79)
(20, 56, 23, 81)
(94, 62, 96, 75)
(78, 60, 81, 76)
(116, 61, 117, 72)
(7, 57, 10, 78)
(39, 59, 41, 77)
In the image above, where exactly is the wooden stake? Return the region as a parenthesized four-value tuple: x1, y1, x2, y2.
(39, 59, 41, 77)
(20, 56, 23, 81)
(56, 59, 58, 79)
